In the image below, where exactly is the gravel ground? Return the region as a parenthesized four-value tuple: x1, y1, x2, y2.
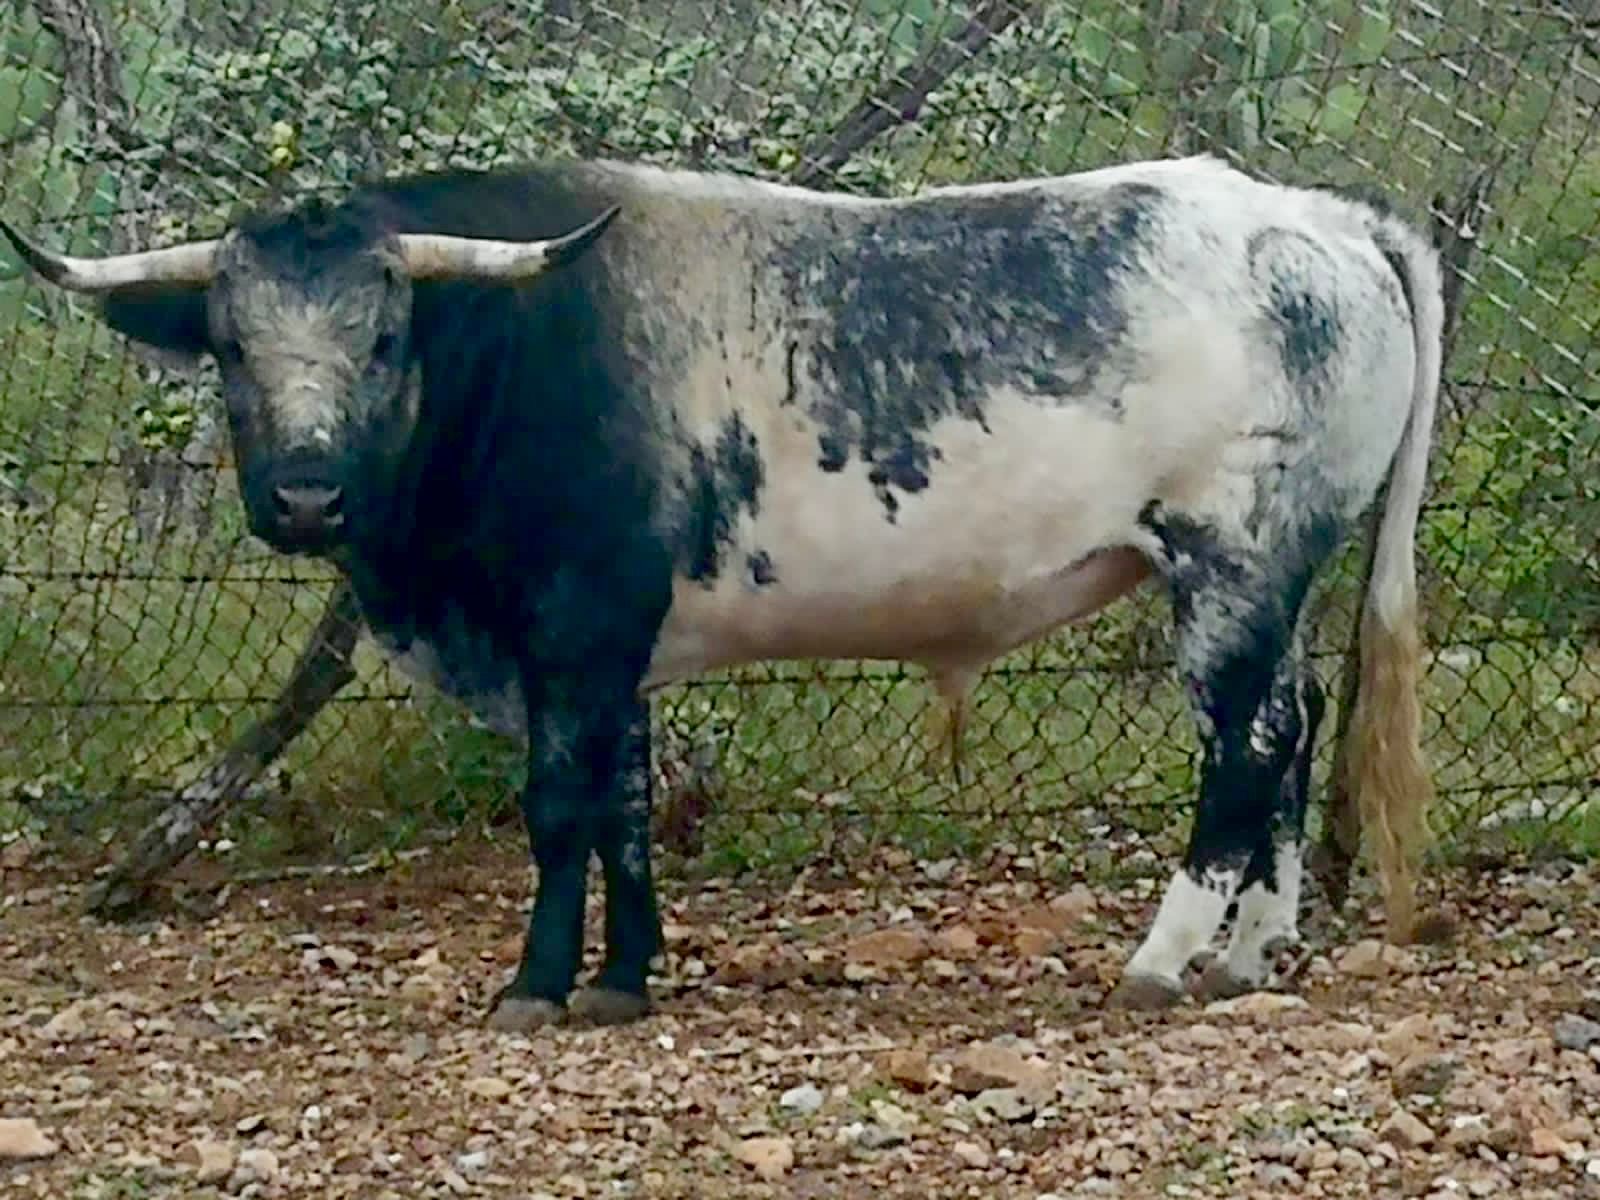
(2, 838, 1598, 1199)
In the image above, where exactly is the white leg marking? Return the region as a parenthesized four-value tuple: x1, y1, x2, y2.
(1124, 867, 1240, 984)
(1223, 840, 1304, 985)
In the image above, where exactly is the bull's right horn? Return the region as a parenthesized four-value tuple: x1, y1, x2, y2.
(395, 206, 621, 281)
(0, 221, 220, 292)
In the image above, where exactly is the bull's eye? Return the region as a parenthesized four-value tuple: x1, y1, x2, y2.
(372, 332, 397, 362)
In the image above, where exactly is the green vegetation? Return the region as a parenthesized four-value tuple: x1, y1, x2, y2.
(0, 1, 1595, 870)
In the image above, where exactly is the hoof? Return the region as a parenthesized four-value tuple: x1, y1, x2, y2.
(1108, 974, 1186, 1011)
(1192, 958, 1254, 1002)
(487, 995, 566, 1033)
(568, 986, 651, 1027)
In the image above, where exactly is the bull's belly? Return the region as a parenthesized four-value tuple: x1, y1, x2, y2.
(642, 400, 1185, 689)
(644, 542, 1152, 689)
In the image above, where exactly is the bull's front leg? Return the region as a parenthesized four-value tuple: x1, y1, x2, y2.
(487, 671, 663, 1031)
(488, 696, 599, 1032)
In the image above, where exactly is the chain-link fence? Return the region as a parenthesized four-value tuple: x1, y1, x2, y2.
(1, 1, 1596, 878)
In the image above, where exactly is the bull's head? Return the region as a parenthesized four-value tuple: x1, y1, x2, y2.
(2, 201, 618, 555)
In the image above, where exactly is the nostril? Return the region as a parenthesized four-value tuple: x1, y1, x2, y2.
(272, 484, 345, 530)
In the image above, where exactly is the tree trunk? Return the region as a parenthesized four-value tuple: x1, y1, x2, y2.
(793, 0, 1039, 186)
(31, 0, 223, 541)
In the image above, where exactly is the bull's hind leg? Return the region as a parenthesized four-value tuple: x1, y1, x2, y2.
(1197, 669, 1326, 999)
(1112, 503, 1333, 1009)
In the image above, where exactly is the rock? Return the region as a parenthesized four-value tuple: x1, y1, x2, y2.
(884, 1049, 934, 1092)
(1335, 1147, 1368, 1172)
(732, 1136, 794, 1180)
(303, 944, 359, 972)
(1178, 1023, 1229, 1050)
(948, 1043, 1053, 1097)
(1323, 1022, 1375, 1051)
(0, 1118, 57, 1160)
(1380, 1108, 1434, 1149)
(1049, 885, 1098, 919)
(846, 929, 929, 966)
(1015, 903, 1076, 938)
(1486, 1038, 1538, 1072)
(1528, 1127, 1577, 1159)
(1520, 906, 1555, 934)
(455, 1150, 491, 1174)
(971, 1087, 1034, 1123)
(1393, 1052, 1458, 1097)
(43, 1003, 87, 1041)
(236, 1147, 280, 1183)
(550, 1068, 610, 1097)
(1553, 1014, 1600, 1052)
(1378, 1013, 1435, 1060)
(935, 925, 981, 959)
(952, 1139, 991, 1169)
(1013, 927, 1057, 957)
(1203, 992, 1309, 1019)
(400, 972, 450, 1004)
(0, 838, 31, 869)
(1443, 1115, 1491, 1149)
(1102, 1147, 1135, 1176)
(465, 1076, 513, 1100)
(181, 1139, 235, 1184)
(857, 1123, 908, 1149)
(923, 858, 957, 883)
(1336, 940, 1412, 977)
(779, 1083, 823, 1116)
(1258, 1164, 1303, 1187)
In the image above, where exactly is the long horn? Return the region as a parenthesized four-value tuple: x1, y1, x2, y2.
(395, 206, 621, 281)
(0, 221, 219, 292)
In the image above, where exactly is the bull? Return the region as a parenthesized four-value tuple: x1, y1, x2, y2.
(3, 153, 1443, 1027)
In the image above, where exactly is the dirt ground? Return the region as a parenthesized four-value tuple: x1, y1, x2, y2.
(2, 836, 1598, 1199)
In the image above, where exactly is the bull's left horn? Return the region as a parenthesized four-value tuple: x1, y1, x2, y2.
(395, 206, 621, 281)
(0, 221, 220, 291)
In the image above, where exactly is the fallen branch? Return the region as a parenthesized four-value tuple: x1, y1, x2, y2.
(209, 846, 434, 888)
(85, 582, 363, 918)
(688, 1039, 902, 1061)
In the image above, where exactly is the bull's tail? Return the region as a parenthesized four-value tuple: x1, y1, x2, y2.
(1340, 218, 1446, 945)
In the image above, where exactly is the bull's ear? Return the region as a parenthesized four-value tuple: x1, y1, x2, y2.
(100, 285, 212, 361)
